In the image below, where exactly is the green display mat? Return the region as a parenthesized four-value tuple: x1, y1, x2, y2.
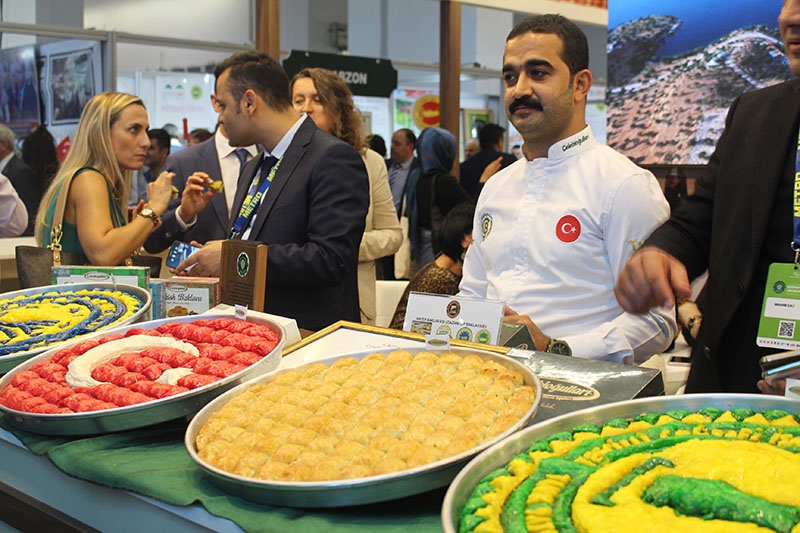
(0, 413, 444, 533)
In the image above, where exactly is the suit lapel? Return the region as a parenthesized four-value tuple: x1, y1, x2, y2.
(750, 79, 800, 258)
(247, 119, 314, 238)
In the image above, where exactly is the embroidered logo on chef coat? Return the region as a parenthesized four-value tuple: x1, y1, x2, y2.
(481, 213, 493, 240)
(555, 215, 581, 243)
(627, 238, 644, 253)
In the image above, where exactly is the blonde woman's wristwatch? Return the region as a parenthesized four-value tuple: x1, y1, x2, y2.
(138, 206, 160, 227)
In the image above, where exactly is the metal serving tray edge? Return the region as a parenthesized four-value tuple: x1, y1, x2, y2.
(185, 346, 543, 508)
(0, 313, 286, 436)
(441, 393, 800, 533)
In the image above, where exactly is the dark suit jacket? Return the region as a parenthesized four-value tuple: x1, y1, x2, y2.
(230, 118, 370, 331)
(459, 149, 516, 200)
(144, 137, 230, 253)
(646, 78, 800, 392)
(4, 154, 42, 236)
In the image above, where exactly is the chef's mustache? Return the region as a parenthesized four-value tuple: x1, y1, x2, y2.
(509, 96, 543, 114)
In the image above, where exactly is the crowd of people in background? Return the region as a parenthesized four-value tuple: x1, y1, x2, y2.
(3, 3, 800, 397)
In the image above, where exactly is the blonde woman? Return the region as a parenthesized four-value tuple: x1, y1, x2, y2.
(36, 92, 177, 266)
(291, 68, 402, 324)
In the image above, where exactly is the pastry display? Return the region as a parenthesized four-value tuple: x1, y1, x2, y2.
(194, 349, 536, 482)
(459, 407, 800, 533)
(0, 287, 143, 357)
(0, 317, 280, 415)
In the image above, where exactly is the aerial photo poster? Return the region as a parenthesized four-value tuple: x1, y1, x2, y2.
(607, 0, 789, 165)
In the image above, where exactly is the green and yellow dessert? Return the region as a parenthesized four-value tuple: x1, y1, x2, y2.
(460, 408, 800, 533)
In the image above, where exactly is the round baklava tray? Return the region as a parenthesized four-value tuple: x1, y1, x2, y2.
(0, 282, 152, 374)
(0, 314, 285, 436)
(185, 347, 542, 507)
(442, 394, 800, 533)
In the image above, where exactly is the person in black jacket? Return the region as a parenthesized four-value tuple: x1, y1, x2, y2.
(407, 127, 472, 269)
(459, 123, 516, 200)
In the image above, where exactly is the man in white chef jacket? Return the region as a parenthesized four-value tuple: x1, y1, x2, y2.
(458, 14, 677, 364)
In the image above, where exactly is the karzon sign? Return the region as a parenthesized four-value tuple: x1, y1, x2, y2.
(282, 50, 398, 98)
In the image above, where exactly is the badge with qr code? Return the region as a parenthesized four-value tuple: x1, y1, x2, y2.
(757, 263, 800, 349)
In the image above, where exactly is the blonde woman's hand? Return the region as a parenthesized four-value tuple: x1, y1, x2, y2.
(147, 170, 175, 214)
(129, 199, 146, 220)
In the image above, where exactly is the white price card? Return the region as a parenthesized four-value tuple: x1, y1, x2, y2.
(403, 292, 504, 345)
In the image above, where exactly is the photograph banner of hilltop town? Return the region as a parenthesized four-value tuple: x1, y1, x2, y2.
(607, 0, 790, 165)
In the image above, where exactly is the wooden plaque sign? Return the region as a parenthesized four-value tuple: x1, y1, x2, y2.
(219, 240, 267, 312)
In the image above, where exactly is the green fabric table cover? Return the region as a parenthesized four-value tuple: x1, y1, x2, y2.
(0, 413, 445, 532)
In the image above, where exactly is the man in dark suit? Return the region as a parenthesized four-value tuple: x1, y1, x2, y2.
(459, 123, 517, 200)
(175, 50, 370, 331)
(614, 0, 800, 394)
(143, 124, 259, 252)
(0, 124, 41, 235)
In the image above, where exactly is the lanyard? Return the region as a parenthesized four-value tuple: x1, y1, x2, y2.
(793, 126, 800, 263)
(230, 155, 282, 239)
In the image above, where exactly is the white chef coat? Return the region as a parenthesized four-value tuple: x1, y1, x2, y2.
(459, 126, 677, 364)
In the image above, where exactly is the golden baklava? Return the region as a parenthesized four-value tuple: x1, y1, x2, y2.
(195, 350, 535, 482)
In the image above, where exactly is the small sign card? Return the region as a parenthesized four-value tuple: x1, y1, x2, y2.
(402, 292, 504, 345)
(757, 263, 800, 349)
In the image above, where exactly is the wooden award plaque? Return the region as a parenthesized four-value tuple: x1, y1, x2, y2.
(219, 240, 267, 311)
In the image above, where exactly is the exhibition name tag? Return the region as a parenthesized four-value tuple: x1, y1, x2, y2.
(403, 292, 503, 345)
(757, 263, 800, 349)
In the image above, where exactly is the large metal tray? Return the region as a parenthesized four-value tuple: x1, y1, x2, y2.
(0, 313, 285, 436)
(442, 393, 800, 532)
(185, 346, 543, 508)
(0, 282, 153, 375)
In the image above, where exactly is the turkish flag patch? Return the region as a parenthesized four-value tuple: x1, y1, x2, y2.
(555, 215, 581, 243)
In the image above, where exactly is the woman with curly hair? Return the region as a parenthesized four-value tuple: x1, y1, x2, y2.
(291, 68, 402, 324)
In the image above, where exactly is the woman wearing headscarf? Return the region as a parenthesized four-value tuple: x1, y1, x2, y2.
(290, 68, 402, 324)
(407, 127, 472, 269)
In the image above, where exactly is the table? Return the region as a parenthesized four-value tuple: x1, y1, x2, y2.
(0, 321, 665, 532)
(0, 426, 242, 532)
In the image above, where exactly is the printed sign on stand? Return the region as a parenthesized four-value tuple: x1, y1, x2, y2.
(402, 292, 503, 345)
